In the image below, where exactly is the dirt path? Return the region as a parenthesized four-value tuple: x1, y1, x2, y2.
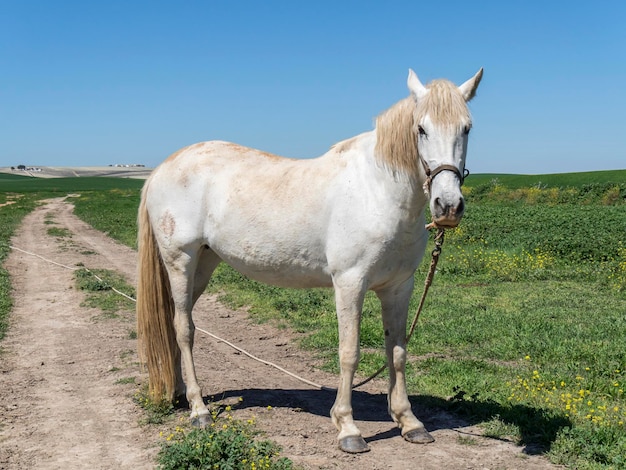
(0, 198, 557, 469)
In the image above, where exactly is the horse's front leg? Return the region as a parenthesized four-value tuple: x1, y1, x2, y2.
(377, 278, 434, 444)
(331, 276, 369, 453)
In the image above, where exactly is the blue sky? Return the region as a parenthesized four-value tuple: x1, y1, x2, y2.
(1, 1, 625, 174)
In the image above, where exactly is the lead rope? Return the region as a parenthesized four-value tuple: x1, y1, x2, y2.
(352, 226, 445, 389)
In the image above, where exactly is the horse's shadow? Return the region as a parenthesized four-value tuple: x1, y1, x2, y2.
(202, 387, 569, 455)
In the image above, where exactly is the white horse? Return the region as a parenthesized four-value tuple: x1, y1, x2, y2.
(137, 68, 483, 453)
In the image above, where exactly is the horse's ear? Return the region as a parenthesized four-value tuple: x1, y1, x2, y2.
(459, 68, 483, 102)
(407, 69, 428, 101)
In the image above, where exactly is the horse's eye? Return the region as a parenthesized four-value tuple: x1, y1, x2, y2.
(418, 126, 427, 138)
(463, 126, 471, 135)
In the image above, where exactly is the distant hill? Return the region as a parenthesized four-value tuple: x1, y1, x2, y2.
(0, 166, 152, 180)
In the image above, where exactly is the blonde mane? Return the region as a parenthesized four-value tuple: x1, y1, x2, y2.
(374, 79, 471, 177)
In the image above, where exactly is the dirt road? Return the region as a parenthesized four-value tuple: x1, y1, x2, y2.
(0, 198, 556, 469)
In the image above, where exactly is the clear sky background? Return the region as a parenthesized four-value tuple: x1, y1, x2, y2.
(1, 1, 625, 174)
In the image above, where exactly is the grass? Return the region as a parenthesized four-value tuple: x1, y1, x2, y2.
(156, 406, 293, 470)
(134, 386, 295, 470)
(74, 267, 136, 316)
(47, 226, 72, 238)
(73, 188, 142, 248)
(134, 386, 176, 425)
(115, 377, 137, 385)
(2, 171, 625, 468)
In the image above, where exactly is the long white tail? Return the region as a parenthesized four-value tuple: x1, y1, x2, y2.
(136, 183, 177, 402)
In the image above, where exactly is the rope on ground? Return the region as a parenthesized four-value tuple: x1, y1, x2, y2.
(9, 245, 136, 302)
(8, 244, 332, 391)
(195, 326, 328, 390)
(10, 245, 79, 271)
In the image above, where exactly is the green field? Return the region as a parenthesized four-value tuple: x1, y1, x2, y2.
(466, 169, 626, 189)
(0, 173, 145, 193)
(1, 171, 626, 468)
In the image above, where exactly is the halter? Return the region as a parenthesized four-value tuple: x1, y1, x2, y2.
(419, 154, 470, 193)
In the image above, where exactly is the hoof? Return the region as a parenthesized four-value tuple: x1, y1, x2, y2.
(190, 414, 212, 428)
(338, 436, 370, 454)
(403, 427, 435, 444)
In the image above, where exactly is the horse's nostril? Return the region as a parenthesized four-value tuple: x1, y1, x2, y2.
(457, 199, 465, 214)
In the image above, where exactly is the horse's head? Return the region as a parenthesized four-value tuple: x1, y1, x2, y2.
(408, 68, 483, 228)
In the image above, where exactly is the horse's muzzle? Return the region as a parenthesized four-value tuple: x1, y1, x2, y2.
(432, 197, 464, 228)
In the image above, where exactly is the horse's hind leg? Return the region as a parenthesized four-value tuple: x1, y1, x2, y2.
(377, 278, 434, 444)
(170, 246, 221, 400)
(167, 245, 220, 426)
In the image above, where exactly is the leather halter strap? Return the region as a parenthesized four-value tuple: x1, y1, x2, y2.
(420, 155, 469, 192)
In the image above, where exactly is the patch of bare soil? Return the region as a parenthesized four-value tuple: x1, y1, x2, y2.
(0, 194, 23, 209)
(0, 198, 558, 469)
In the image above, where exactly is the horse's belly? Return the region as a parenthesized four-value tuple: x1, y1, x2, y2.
(221, 254, 333, 289)
(209, 235, 333, 288)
